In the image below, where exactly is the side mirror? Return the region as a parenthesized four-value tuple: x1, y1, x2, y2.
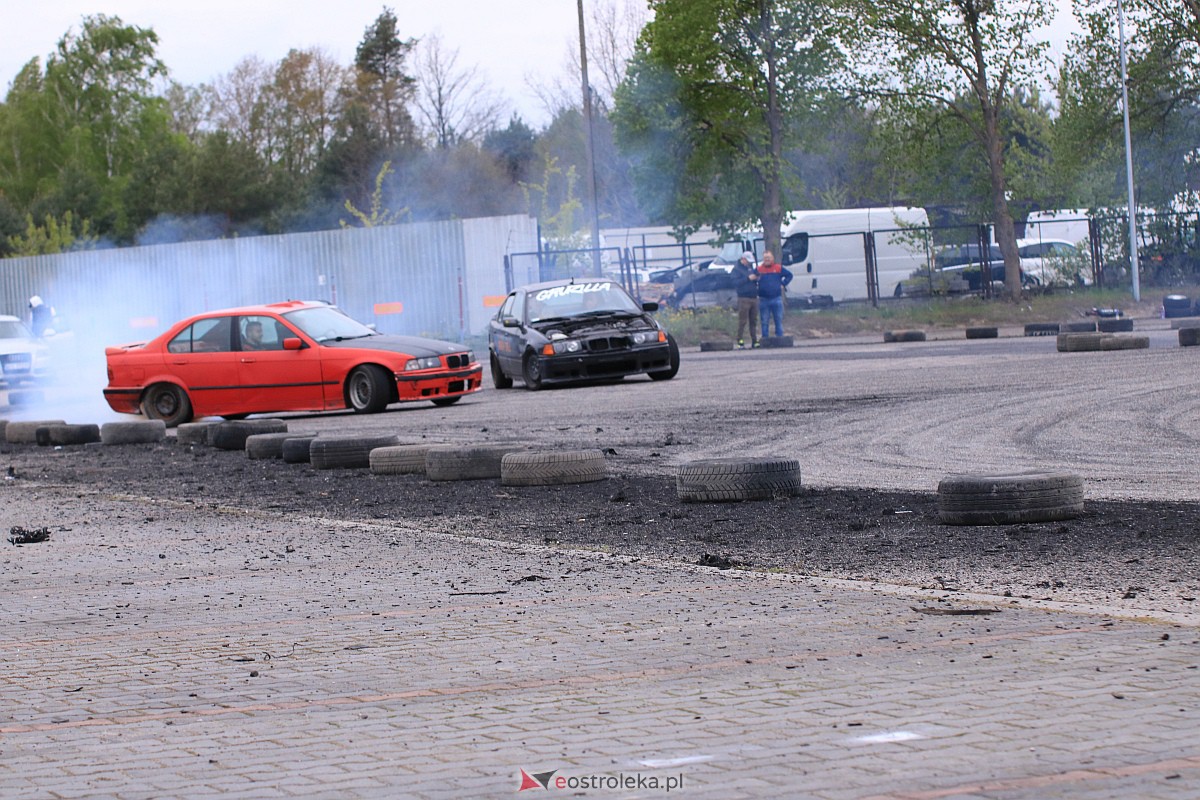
(282, 337, 304, 350)
(501, 316, 521, 328)
(642, 302, 659, 312)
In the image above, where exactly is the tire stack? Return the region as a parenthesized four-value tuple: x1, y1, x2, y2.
(425, 443, 528, 481)
(501, 450, 607, 486)
(309, 433, 403, 469)
(883, 330, 926, 343)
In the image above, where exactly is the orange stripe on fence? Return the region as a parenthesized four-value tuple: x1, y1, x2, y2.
(482, 295, 506, 308)
(373, 302, 404, 315)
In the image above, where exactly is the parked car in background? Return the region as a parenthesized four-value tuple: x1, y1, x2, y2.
(487, 278, 679, 390)
(0, 315, 51, 387)
(104, 301, 481, 426)
(1018, 239, 1089, 286)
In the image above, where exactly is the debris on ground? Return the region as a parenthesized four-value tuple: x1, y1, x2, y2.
(8, 526, 51, 544)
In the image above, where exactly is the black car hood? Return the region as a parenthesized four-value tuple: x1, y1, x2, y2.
(321, 334, 465, 358)
(531, 313, 655, 337)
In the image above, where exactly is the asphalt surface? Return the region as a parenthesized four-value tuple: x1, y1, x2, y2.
(3, 317, 1200, 798)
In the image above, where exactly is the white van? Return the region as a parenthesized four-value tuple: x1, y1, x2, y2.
(777, 207, 930, 301)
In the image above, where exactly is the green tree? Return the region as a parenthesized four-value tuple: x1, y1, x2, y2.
(354, 7, 419, 151)
(1058, 0, 1200, 211)
(612, 0, 845, 253)
(6, 211, 97, 256)
(840, 0, 1056, 299)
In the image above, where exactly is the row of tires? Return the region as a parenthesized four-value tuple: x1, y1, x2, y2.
(2, 417, 1086, 526)
(2, 419, 167, 446)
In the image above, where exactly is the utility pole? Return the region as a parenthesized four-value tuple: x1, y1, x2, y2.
(577, 0, 602, 277)
(1117, 0, 1140, 301)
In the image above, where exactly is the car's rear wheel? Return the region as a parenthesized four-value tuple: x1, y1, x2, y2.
(522, 352, 544, 390)
(346, 365, 392, 413)
(490, 352, 513, 389)
(141, 383, 193, 428)
(649, 334, 680, 381)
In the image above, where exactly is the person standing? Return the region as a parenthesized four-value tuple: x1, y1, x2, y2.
(757, 251, 793, 340)
(731, 251, 759, 348)
(28, 295, 56, 337)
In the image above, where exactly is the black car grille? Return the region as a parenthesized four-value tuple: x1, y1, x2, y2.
(585, 335, 631, 352)
(445, 353, 469, 369)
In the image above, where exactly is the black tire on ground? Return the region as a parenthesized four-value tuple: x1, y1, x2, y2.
(45, 423, 101, 446)
(1061, 320, 1097, 333)
(1180, 327, 1200, 347)
(760, 335, 794, 348)
(425, 443, 528, 481)
(1163, 294, 1192, 318)
(431, 396, 461, 407)
(1097, 317, 1134, 333)
(884, 330, 926, 343)
(309, 433, 402, 470)
(1024, 323, 1061, 337)
(281, 435, 319, 463)
(176, 421, 218, 446)
(490, 352, 513, 389)
(140, 383, 193, 428)
(369, 444, 434, 475)
(699, 340, 735, 352)
(965, 326, 998, 339)
(245, 431, 307, 459)
(649, 334, 681, 380)
(209, 419, 288, 451)
(101, 420, 167, 445)
(1056, 333, 1105, 352)
(522, 352, 544, 390)
(500, 449, 607, 486)
(937, 471, 1084, 525)
(677, 457, 803, 503)
(0, 420, 7, 442)
(345, 365, 393, 413)
(6, 419, 66, 443)
(1099, 335, 1149, 351)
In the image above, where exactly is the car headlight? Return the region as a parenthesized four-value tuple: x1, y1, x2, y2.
(551, 339, 582, 354)
(631, 330, 662, 344)
(404, 356, 442, 371)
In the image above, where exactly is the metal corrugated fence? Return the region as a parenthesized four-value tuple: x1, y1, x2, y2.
(0, 215, 538, 345)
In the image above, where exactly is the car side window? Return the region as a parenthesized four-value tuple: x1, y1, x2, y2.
(497, 294, 515, 320)
(167, 318, 233, 353)
(239, 315, 283, 351)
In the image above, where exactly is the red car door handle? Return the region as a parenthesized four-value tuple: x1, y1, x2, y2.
(241, 357, 256, 363)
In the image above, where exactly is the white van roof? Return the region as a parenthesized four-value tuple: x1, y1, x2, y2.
(782, 207, 928, 236)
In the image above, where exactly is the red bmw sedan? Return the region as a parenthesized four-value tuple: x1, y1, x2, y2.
(104, 301, 481, 426)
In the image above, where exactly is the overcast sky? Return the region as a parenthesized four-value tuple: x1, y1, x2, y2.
(2, 2, 1082, 130)
(0, 0, 584, 126)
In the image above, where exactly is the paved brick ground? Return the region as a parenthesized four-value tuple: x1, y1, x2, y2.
(3, 483, 1199, 799)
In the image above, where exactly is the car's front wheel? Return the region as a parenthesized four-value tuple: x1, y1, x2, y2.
(649, 334, 680, 381)
(346, 365, 392, 413)
(522, 352, 544, 391)
(141, 383, 193, 428)
(490, 352, 513, 389)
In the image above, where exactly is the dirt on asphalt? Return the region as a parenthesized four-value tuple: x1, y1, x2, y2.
(3, 437, 1198, 619)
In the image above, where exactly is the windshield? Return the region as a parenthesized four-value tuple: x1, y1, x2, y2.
(526, 281, 642, 322)
(0, 319, 33, 340)
(284, 306, 375, 342)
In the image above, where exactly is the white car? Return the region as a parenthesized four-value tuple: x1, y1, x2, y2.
(0, 315, 51, 387)
(1018, 239, 1089, 286)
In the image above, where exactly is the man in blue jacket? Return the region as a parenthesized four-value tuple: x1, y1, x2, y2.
(730, 251, 759, 348)
(756, 251, 793, 339)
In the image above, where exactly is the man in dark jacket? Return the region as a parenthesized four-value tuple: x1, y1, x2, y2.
(730, 251, 759, 348)
(756, 251, 793, 339)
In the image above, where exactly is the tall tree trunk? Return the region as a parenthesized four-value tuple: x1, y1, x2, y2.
(983, 98, 1021, 300)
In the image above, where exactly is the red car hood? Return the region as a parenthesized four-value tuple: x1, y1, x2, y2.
(321, 334, 468, 359)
